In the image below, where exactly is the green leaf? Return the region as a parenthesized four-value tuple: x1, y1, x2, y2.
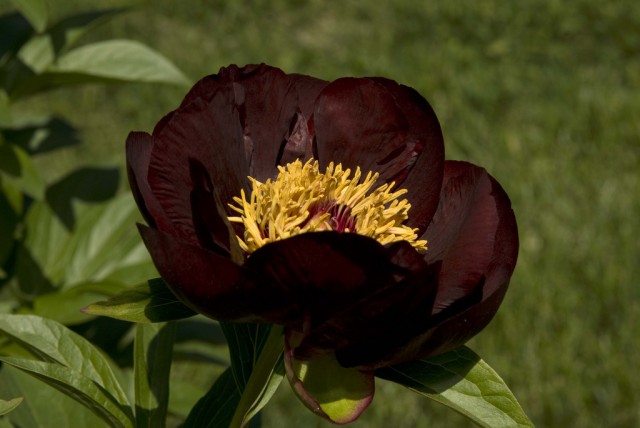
(0, 357, 134, 428)
(16, 32, 55, 73)
(0, 174, 23, 221)
(12, 200, 67, 299)
(15, 9, 125, 74)
(24, 280, 129, 325)
(0, 397, 23, 416)
(8, 0, 48, 32)
(0, 365, 108, 427)
(165, 318, 230, 419)
(0, 13, 32, 72)
(49, 40, 189, 86)
(376, 346, 534, 428)
(0, 182, 20, 275)
(230, 325, 284, 428)
(101, 260, 159, 285)
(0, 90, 12, 126)
(183, 368, 241, 428)
(0, 142, 45, 199)
(167, 377, 211, 419)
(134, 322, 176, 428)
(1, 115, 80, 155)
(0, 314, 130, 408)
(56, 193, 154, 286)
(241, 359, 283, 424)
(183, 324, 279, 428)
(83, 278, 196, 323)
(14, 193, 156, 296)
(49, 9, 125, 51)
(5, 9, 127, 99)
(220, 322, 272, 392)
(171, 318, 229, 367)
(45, 166, 120, 229)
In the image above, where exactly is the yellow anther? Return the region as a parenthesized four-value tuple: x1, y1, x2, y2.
(228, 159, 427, 254)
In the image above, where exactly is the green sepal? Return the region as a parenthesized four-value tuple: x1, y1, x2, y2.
(284, 337, 374, 425)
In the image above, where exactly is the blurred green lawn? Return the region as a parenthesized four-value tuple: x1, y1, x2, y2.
(10, 0, 640, 426)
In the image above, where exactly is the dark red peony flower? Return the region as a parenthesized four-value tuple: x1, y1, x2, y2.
(126, 63, 518, 424)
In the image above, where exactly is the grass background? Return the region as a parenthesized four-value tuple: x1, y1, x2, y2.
(5, 0, 640, 426)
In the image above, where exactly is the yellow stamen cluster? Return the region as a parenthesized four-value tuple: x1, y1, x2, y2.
(228, 159, 427, 254)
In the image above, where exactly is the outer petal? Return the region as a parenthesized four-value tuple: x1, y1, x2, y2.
(249, 237, 440, 370)
(138, 225, 294, 322)
(244, 232, 405, 329)
(126, 131, 176, 235)
(147, 85, 247, 253)
(424, 161, 518, 314)
(372, 161, 518, 365)
(297, 242, 438, 362)
(314, 77, 444, 233)
(368, 78, 445, 233)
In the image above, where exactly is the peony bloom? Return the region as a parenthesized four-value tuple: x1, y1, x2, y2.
(126, 64, 518, 424)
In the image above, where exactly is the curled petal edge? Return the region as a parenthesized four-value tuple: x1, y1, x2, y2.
(393, 161, 518, 362)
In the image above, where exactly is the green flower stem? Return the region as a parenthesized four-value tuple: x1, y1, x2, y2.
(229, 324, 285, 428)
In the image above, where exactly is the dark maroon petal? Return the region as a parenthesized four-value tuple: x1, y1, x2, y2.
(278, 112, 315, 165)
(289, 72, 330, 119)
(315, 78, 407, 179)
(222, 64, 326, 181)
(368, 78, 445, 233)
(376, 161, 518, 362)
(188, 160, 232, 255)
(423, 161, 517, 313)
(296, 242, 439, 365)
(314, 78, 444, 233)
(278, 74, 328, 165)
(176, 72, 225, 109)
(126, 131, 177, 235)
(138, 225, 294, 322)
(148, 85, 247, 250)
(176, 64, 273, 109)
(245, 232, 403, 330)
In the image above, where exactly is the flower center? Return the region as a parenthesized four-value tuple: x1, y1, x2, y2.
(228, 159, 427, 254)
